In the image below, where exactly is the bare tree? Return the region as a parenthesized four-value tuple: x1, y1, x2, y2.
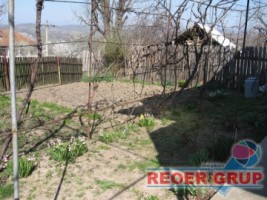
(0, 0, 6, 22)
(77, 0, 133, 39)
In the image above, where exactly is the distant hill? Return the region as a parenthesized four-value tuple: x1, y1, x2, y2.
(0, 23, 89, 42)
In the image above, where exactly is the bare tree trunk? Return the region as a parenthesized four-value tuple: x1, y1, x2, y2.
(97, 0, 111, 38)
(3, 52, 10, 91)
(17, 0, 43, 123)
(88, 0, 97, 139)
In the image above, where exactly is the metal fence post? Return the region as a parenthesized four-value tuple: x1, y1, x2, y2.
(8, 0, 19, 199)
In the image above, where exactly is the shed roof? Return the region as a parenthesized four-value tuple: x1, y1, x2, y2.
(197, 23, 236, 50)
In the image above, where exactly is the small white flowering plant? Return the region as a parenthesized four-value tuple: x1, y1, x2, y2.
(48, 136, 88, 163)
(0, 154, 9, 172)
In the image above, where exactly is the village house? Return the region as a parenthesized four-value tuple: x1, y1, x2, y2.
(0, 29, 36, 57)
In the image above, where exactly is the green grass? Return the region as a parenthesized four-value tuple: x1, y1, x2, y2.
(241, 111, 266, 128)
(162, 80, 174, 87)
(135, 138, 152, 146)
(97, 144, 110, 151)
(165, 94, 267, 144)
(0, 95, 11, 107)
(128, 159, 160, 172)
(0, 95, 11, 131)
(0, 95, 73, 123)
(127, 123, 140, 132)
(208, 136, 235, 162)
(189, 149, 210, 166)
(30, 99, 73, 120)
(99, 123, 137, 144)
(0, 120, 9, 132)
(95, 179, 122, 191)
(119, 78, 156, 86)
(81, 112, 102, 122)
(99, 130, 118, 144)
(0, 184, 13, 199)
(146, 93, 267, 168)
(81, 73, 115, 83)
(144, 195, 159, 200)
(207, 94, 267, 121)
(178, 79, 186, 87)
(125, 137, 152, 149)
(160, 117, 171, 125)
(172, 185, 197, 197)
(138, 116, 155, 128)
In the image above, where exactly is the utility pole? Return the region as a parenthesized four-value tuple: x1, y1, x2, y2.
(8, 0, 19, 199)
(41, 20, 55, 56)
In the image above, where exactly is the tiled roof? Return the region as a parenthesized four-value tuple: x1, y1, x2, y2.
(0, 29, 35, 47)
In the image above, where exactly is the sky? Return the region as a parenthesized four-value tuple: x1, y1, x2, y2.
(1, 0, 267, 27)
(14, 0, 81, 25)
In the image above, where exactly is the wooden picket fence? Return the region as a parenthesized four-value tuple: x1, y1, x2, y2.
(130, 45, 267, 88)
(1, 47, 266, 92)
(0, 57, 82, 91)
(130, 44, 234, 87)
(215, 46, 267, 88)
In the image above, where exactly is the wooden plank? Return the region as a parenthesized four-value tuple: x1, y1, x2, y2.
(259, 46, 263, 79)
(263, 47, 267, 84)
(252, 46, 256, 76)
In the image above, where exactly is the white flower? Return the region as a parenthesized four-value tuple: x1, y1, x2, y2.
(27, 157, 35, 161)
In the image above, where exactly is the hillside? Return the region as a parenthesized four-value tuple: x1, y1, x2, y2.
(0, 23, 89, 42)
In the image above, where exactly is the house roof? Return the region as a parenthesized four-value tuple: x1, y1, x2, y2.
(197, 23, 236, 50)
(0, 30, 35, 47)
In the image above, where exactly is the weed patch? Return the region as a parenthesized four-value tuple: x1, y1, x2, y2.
(81, 74, 115, 83)
(0, 184, 13, 199)
(128, 159, 160, 172)
(138, 115, 155, 128)
(95, 179, 122, 191)
(4, 157, 35, 178)
(208, 136, 235, 162)
(99, 123, 136, 144)
(189, 149, 210, 166)
(144, 195, 159, 200)
(178, 80, 186, 87)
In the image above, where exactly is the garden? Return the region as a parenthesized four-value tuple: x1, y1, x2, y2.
(0, 80, 267, 200)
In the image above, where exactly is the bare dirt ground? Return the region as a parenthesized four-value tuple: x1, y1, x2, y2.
(17, 141, 178, 200)
(12, 82, 180, 200)
(2, 82, 266, 200)
(17, 81, 164, 108)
